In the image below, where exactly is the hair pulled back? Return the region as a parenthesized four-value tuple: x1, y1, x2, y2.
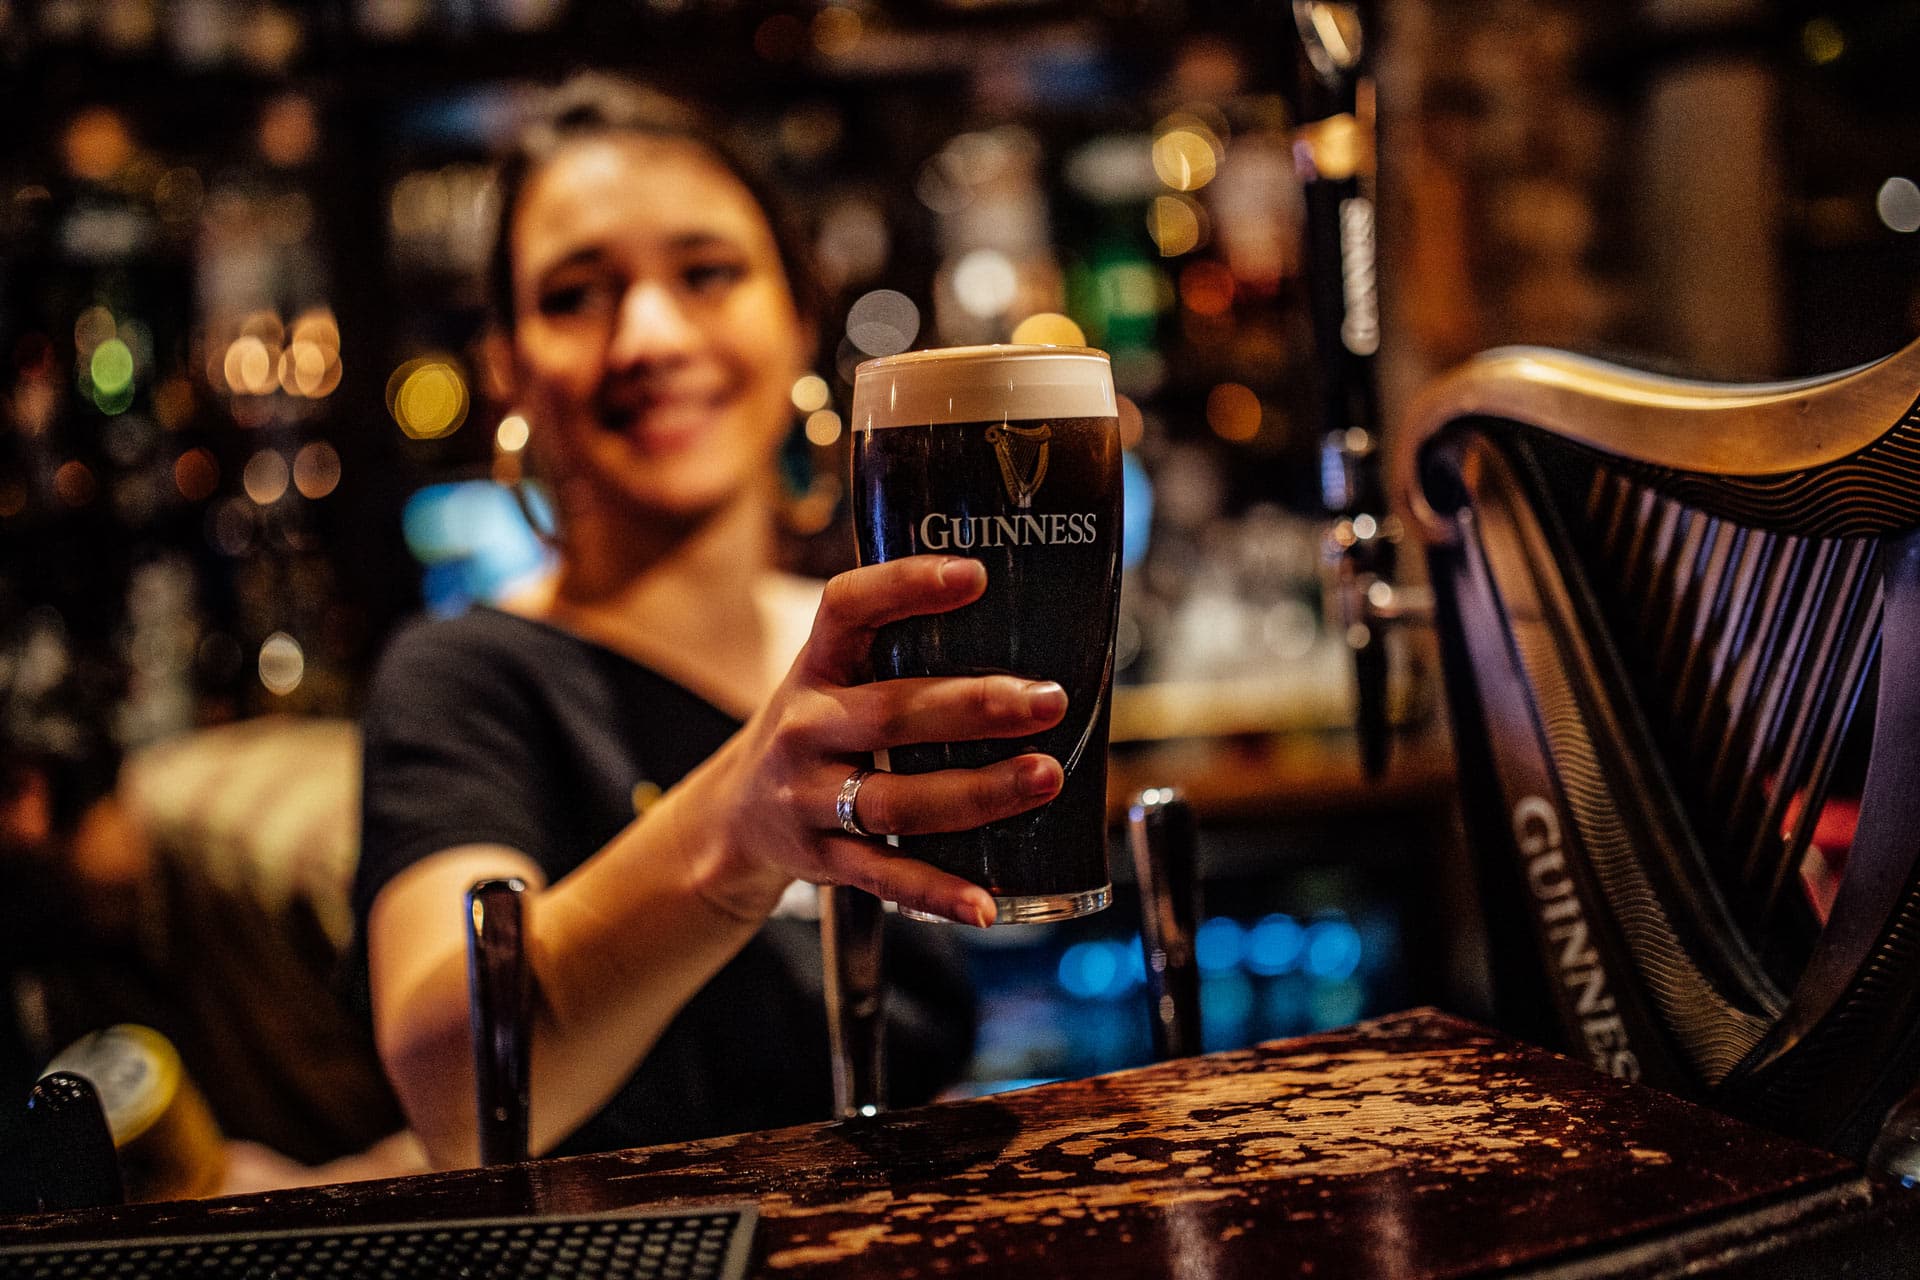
(487, 74, 823, 334)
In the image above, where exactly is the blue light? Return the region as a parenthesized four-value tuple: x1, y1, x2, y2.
(1195, 917, 1245, 973)
(1304, 919, 1363, 981)
(1246, 914, 1305, 976)
(420, 561, 473, 618)
(1121, 452, 1153, 571)
(1122, 934, 1146, 988)
(1200, 973, 1254, 1051)
(403, 480, 554, 613)
(1057, 941, 1122, 1000)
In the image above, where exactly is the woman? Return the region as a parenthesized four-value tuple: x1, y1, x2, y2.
(353, 77, 1070, 1170)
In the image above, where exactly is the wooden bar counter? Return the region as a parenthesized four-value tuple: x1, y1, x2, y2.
(6, 1010, 1916, 1277)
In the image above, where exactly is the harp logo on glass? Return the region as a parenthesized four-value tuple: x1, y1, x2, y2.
(986, 421, 1051, 508)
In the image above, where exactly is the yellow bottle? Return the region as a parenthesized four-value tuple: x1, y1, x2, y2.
(44, 1024, 225, 1202)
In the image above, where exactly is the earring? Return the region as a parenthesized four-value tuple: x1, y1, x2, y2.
(493, 412, 559, 550)
(778, 414, 845, 539)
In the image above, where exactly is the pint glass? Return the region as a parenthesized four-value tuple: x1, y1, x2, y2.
(851, 345, 1123, 924)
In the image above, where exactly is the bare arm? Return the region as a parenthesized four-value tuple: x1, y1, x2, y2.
(366, 556, 1068, 1168)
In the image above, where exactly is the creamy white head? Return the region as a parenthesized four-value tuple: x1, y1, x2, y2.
(853, 345, 1117, 431)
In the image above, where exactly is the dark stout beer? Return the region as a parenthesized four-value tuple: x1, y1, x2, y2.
(851, 346, 1122, 923)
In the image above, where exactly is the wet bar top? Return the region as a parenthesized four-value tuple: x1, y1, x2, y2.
(8, 1009, 1916, 1277)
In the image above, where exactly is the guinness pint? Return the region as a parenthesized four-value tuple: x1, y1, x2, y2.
(852, 345, 1123, 923)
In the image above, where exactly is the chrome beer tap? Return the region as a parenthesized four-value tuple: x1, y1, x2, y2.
(822, 886, 887, 1119)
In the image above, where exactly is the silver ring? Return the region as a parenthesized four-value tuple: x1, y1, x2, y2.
(836, 767, 877, 839)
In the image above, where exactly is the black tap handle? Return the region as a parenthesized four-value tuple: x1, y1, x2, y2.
(27, 1072, 125, 1211)
(822, 885, 888, 1119)
(1294, 1, 1397, 780)
(467, 877, 532, 1166)
(1128, 790, 1203, 1060)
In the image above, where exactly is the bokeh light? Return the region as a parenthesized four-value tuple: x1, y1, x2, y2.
(258, 632, 305, 696)
(1195, 917, 1246, 972)
(239, 6, 304, 71)
(290, 308, 339, 349)
(1802, 17, 1845, 65)
(293, 442, 341, 499)
(1206, 382, 1263, 442)
(1056, 937, 1147, 1001)
(846, 290, 920, 357)
(74, 306, 116, 357)
(277, 342, 314, 395)
(1878, 178, 1920, 234)
(243, 450, 290, 505)
(388, 358, 469, 439)
(1301, 112, 1368, 183)
(790, 374, 830, 414)
(91, 380, 136, 416)
(1056, 941, 1116, 1000)
(496, 414, 530, 453)
(1304, 919, 1364, 981)
(90, 338, 135, 397)
(63, 108, 135, 182)
(258, 93, 319, 168)
(1180, 260, 1235, 316)
(306, 353, 343, 398)
(53, 461, 97, 507)
(225, 336, 276, 396)
(1151, 126, 1221, 191)
(1009, 312, 1088, 347)
(403, 480, 557, 612)
(811, 4, 862, 57)
(98, 0, 159, 51)
(1148, 195, 1206, 256)
(1064, 135, 1160, 205)
(1245, 914, 1306, 977)
(778, 104, 843, 165)
(1095, 262, 1165, 320)
(174, 448, 219, 502)
(953, 249, 1019, 319)
(804, 409, 842, 446)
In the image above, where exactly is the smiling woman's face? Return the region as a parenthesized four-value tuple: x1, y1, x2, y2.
(506, 134, 810, 529)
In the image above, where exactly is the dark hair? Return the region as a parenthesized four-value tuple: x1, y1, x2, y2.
(486, 74, 824, 333)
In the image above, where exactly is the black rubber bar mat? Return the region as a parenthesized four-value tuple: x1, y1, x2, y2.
(0, 1203, 758, 1279)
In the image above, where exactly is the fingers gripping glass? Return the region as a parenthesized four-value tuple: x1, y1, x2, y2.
(850, 345, 1123, 925)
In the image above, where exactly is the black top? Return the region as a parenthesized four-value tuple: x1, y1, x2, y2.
(354, 607, 975, 1156)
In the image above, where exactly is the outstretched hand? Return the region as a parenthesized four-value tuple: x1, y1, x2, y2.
(695, 555, 1066, 927)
